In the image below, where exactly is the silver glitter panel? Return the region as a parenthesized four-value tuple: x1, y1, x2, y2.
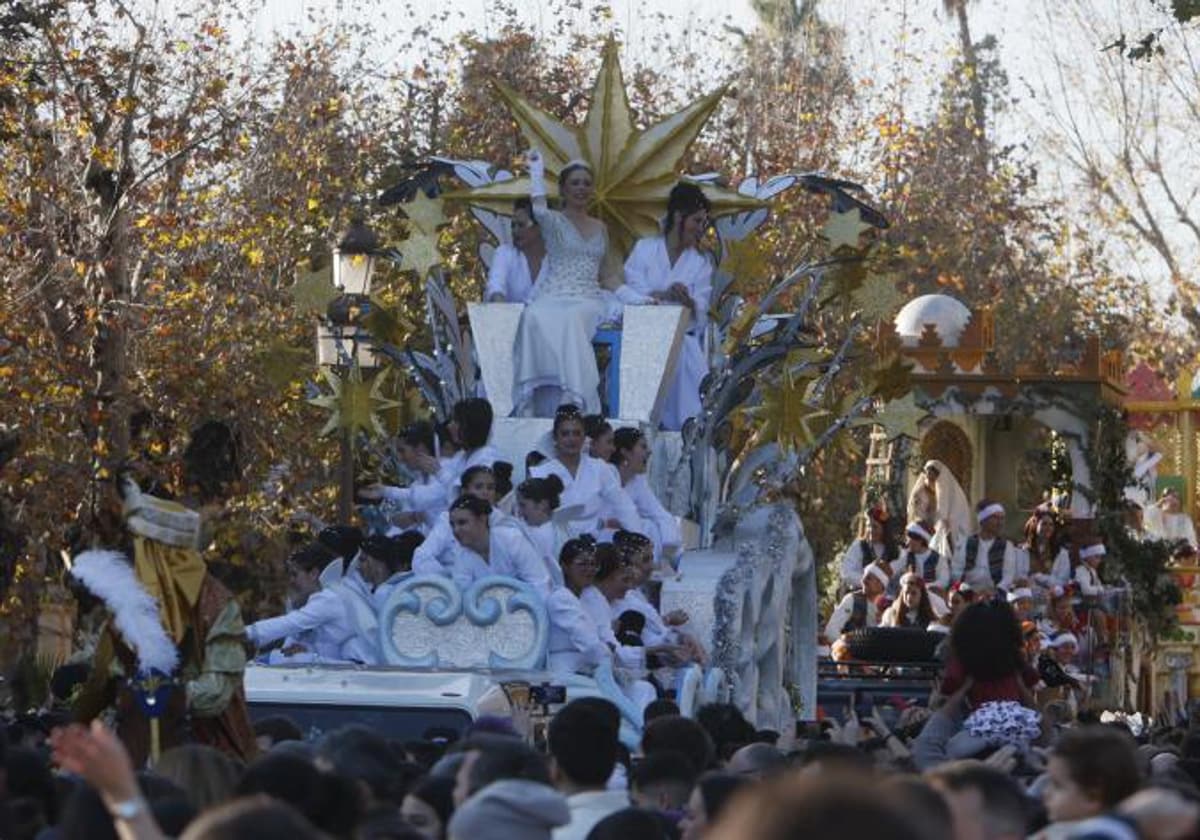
(389, 583, 539, 669)
(618, 306, 688, 424)
(468, 302, 524, 418)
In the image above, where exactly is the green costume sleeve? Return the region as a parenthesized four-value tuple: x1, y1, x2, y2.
(185, 600, 247, 718)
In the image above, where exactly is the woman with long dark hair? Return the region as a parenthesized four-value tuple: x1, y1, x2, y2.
(440, 495, 550, 594)
(938, 600, 1038, 709)
(607, 427, 682, 562)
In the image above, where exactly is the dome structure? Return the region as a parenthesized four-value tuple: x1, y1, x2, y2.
(894, 294, 973, 348)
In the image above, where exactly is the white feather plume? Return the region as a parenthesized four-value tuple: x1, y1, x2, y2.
(70, 549, 180, 675)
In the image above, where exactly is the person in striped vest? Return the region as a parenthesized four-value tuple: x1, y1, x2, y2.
(902, 521, 950, 617)
(953, 499, 1017, 595)
(824, 562, 888, 642)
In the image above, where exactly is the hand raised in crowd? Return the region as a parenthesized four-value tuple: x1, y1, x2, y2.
(664, 609, 689, 626)
(51, 721, 140, 806)
(983, 743, 1019, 774)
(828, 709, 863, 747)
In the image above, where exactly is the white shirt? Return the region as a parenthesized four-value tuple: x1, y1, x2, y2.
(446, 526, 552, 596)
(380, 472, 446, 533)
(581, 586, 645, 672)
(623, 236, 713, 336)
(246, 588, 357, 662)
(532, 456, 641, 537)
(1075, 562, 1104, 597)
(412, 508, 522, 576)
(622, 473, 682, 558)
(546, 586, 612, 674)
(952, 535, 1016, 592)
(436, 444, 502, 505)
(485, 242, 545, 303)
(904, 549, 951, 590)
(824, 591, 878, 640)
(553, 789, 631, 840)
(521, 519, 567, 588)
(1048, 548, 1075, 585)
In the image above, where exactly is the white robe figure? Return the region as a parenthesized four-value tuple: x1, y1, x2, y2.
(246, 588, 360, 663)
(908, 459, 974, 558)
(412, 508, 524, 577)
(521, 519, 568, 589)
(511, 203, 610, 415)
(446, 526, 552, 596)
(622, 473, 682, 561)
(531, 456, 641, 537)
(485, 242, 545, 303)
(611, 588, 674, 647)
(380, 473, 447, 535)
(952, 536, 1017, 593)
(1048, 548, 1075, 586)
(435, 444, 502, 506)
(622, 236, 714, 430)
(1143, 506, 1198, 546)
(547, 586, 614, 674)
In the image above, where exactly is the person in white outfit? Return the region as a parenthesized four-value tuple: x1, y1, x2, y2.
(609, 428, 682, 563)
(547, 536, 614, 675)
(621, 182, 714, 431)
(838, 507, 902, 593)
(412, 464, 524, 576)
(952, 499, 1017, 594)
(516, 473, 569, 587)
(486, 197, 546, 303)
(531, 405, 642, 537)
(825, 563, 887, 641)
(610, 529, 705, 664)
(357, 421, 445, 534)
(441, 495, 552, 595)
(1074, 542, 1106, 597)
(245, 543, 362, 663)
(900, 521, 950, 616)
(435, 398, 502, 503)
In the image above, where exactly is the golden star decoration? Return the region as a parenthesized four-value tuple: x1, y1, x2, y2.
(291, 265, 338, 314)
(402, 192, 447, 237)
(821, 246, 870, 303)
(308, 365, 399, 438)
(745, 373, 830, 455)
(442, 39, 763, 256)
(869, 354, 915, 402)
(874, 392, 930, 441)
(397, 231, 442, 279)
(852, 272, 907, 323)
(257, 341, 311, 389)
(822, 208, 874, 250)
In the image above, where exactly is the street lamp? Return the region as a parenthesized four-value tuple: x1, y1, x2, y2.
(317, 218, 382, 522)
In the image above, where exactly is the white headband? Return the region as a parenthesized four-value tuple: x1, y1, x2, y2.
(977, 503, 1005, 523)
(1007, 587, 1034, 603)
(1079, 544, 1106, 559)
(906, 522, 932, 543)
(1052, 632, 1079, 648)
(899, 571, 923, 588)
(864, 565, 889, 587)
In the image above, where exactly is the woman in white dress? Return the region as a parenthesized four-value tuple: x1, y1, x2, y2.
(622, 182, 714, 431)
(412, 465, 525, 576)
(358, 421, 444, 534)
(516, 474, 569, 587)
(547, 537, 614, 675)
(530, 405, 642, 537)
(512, 153, 625, 416)
(485, 198, 546, 303)
(442, 495, 551, 595)
(906, 459, 973, 558)
(609, 427, 682, 562)
(435, 398, 502, 502)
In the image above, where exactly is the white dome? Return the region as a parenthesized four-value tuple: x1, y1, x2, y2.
(894, 294, 972, 348)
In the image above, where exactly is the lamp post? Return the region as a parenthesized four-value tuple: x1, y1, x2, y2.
(317, 218, 381, 523)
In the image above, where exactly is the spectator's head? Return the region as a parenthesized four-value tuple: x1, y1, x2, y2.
(881, 777, 954, 840)
(644, 699, 681, 724)
(926, 760, 1032, 840)
(253, 715, 303, 752)
(632, 750, 698, 811)
(155, 743, 243, 812)
(447, 779, 569, 840)
(451, 398, 493, 451)
(317, 725, 419, 807)
(179, 795, 326, 840)
(1044, 726, 1141, 823)
(696, 704, 757, 763)
(401, 775, 455, 840)
(725, 743, 786, 778)
(643, 715, 716, 775)
(454, 734, 550, 807)
(236, 751, 363, 838)
(549, 699, 620, 792)
(679, 773, 750, 840)
(704, 774, 924, 840)
(950, 600, 1024, 683)
(588, 807, 677, 840)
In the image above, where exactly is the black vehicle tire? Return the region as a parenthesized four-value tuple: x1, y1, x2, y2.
(841, 627, 943, 663)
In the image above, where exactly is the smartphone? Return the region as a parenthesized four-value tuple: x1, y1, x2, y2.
(530, 683, 567, 706)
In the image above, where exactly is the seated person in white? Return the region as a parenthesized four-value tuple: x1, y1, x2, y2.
(880, 572, 938, 629)
(547, 537, 613, 674)
(609, 530, 704, 664)
(412, 464, 524, 576)
(439, 495, 551, 596)
(1144, 487, 1198, 546)
(622, 182, 715, 431)
(516, 474, 570, 588)
(900, 521, 949, 616)
(838, 507, 901, 593)
(485, 197, 546, 303)
(530, 405, 642, 537)
(824, 563, 888, 641)
(609, 428, 682, 564)
(245, 543, 362, 663)
(952, 500, 1017, 594)
(585, 414, 616, 462)
(434, 397, 502, 504)
(358, 420, 446, 534)
(358, 531, 425, 610)
(1073, 542, 1106, 597)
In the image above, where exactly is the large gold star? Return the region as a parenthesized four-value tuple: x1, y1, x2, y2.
(719, 237, 773, 288)
(396, 231, 442, 279)
(822, 208, 874, 250)
(401, 193, 447, 236)
(853, 272, 907, 323)
(308, 365, 399, 438)
(874, 392, 930, 441)
(869, 354, 915, 402)
(291, 265, 338, 314)
(443, 40, 763, 255)
(744, 373, 830, 455)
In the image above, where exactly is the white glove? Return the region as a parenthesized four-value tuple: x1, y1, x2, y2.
(527, 149, 546, 198)
(614, 284, 653, 305)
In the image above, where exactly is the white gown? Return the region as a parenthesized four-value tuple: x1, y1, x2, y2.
(486, 243, 545, 303)
(446, 526, 552, 596)
(621, 473, 682, 560)
(623, 237, 714, 430)
(547, 587, 613, 674)
(531, 456, 641, 537)
(511, 207, 609, 415)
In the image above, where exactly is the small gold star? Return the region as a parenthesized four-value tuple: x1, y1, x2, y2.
(401, 192, 447, 236)
(853, 272, 907, 322)
(290, 265, 338, 314)
(397, 232, 442, 279)
(821, 208, 874, 250)
(869, 354, 915, 402)
(874, 392, 930, 440)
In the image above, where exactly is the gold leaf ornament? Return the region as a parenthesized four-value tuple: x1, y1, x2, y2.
(852, 272, 907, 323)
(402, 192, 447, 236)
(746, 373, 829, 454)
(397, 232, 442, 279)
(443, 40, 763, 257)
(308, 365, 399, 438)
(290, 265, 338, 314)
(869, 354, 915, 402)
(874, 392, 930, 441)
